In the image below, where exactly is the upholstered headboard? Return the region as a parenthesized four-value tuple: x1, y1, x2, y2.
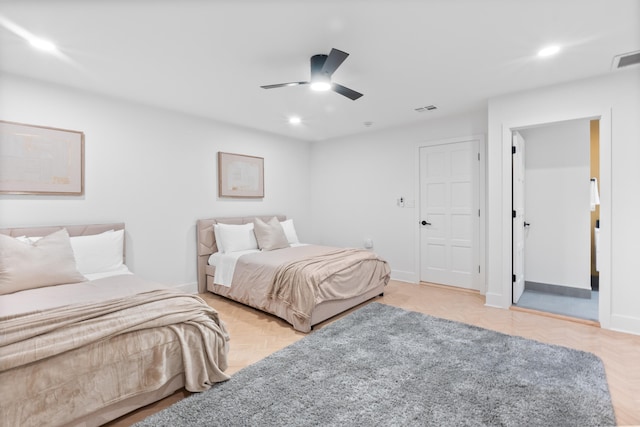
(195, 215, 285, 293)
(0, 223, 126, 262)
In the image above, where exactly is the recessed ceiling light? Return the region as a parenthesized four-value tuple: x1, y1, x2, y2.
(29, 37, 58, 52)
(0, 16, 59, 54)
(288, 116, 302, 125)
(538, 45, 561, 57)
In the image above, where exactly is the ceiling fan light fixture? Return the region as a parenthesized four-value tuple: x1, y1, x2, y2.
(310, 76, 331, 92)
(310, 81, 331, 91)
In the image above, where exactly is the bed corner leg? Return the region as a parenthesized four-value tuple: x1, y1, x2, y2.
(379, 292, 384, 297)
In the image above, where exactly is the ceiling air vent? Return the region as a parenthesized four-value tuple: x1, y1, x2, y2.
(612, 50, 640, 70)
(414, 105, 437, 113)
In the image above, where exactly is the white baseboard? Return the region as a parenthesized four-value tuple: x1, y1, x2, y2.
(170, 282, 198, 294)
(610, 313, 640, 336)
(484, 292, 508, 309)
(391, 270, 418, 284)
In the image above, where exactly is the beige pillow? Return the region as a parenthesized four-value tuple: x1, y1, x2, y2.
(253, 217, 290, 251)
(0, 228, 87, 295)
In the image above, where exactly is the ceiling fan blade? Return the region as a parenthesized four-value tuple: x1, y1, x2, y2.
(321, 48, 349, 77)
(332, 83, 363, 100)
(261, 81, 309, 89)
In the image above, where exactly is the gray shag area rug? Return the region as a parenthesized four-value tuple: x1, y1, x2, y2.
(135, 303, 615, 427)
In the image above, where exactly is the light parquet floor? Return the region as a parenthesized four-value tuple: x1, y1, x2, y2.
(108, 280, 640, 426)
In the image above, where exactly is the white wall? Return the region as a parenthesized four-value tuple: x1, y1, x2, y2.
(0, 73, 312, 287)
(309, 110, 487, 282)
(520, 120, 591, 290)
(486, 68, 640, 335)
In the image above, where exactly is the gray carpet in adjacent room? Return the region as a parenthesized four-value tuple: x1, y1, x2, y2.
(135, 303, 615, 427)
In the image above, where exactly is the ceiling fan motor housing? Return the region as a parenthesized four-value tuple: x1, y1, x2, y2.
(310, 54, 329, 78)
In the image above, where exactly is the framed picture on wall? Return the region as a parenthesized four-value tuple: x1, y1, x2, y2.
(218, 151, 264, 198)
(0, 120, 85, 195)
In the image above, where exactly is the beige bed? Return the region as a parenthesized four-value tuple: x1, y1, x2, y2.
(196, 215, 390, 332)
(0, 223, 230, 427)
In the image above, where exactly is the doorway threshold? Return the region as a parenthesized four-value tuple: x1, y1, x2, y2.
(512, 288, 599, 325)
(510, 305, 600, 327)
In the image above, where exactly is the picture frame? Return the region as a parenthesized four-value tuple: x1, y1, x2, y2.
(0, 120, 85, 195)
(218, 151, 264, 198)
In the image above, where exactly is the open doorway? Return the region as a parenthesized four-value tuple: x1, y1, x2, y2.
(512, 118, 599, 322)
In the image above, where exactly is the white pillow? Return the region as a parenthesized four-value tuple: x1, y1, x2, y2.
(69, 229, 124, 275)
(280, 219, 300, 244)
(0, 229, 87, 295)
(213, 224, 224, 253)
(215, 223, 258, 253)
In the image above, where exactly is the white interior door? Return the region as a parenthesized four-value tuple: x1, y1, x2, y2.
(512, 131, 526, 303)
(419, 140, 479, 289)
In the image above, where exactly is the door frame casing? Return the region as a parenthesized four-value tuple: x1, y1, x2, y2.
(414, 134, 486, 293)
(491, 111, 611, 328)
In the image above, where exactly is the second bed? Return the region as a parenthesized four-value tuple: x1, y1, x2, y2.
(196, 215, 390, 332)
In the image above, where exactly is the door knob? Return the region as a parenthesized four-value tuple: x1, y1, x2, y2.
(421, 220, 431, 226)
(524, 222, 531, 228)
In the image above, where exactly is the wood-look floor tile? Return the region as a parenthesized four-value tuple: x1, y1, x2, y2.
(107, 280, 640, 426)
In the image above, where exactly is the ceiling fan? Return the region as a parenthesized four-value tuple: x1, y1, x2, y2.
(260, 48, 363, 100)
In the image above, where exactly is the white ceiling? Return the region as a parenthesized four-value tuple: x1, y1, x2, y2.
(0, 0, 638, 141)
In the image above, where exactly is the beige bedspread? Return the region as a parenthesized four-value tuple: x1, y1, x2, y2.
(266, 248, 389, 320)
(224, 245, 390, 332)
(0, 289, 230, 427)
